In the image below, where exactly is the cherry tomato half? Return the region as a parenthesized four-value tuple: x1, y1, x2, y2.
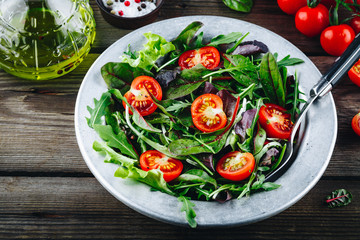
(191, 93, 227, 133)
(277, 0, 307, 15)
(123, 76, 162, 116)
(348, 59, 360, 87)
(216, 151, 255, 181)
(295, 4, 329, 37)
(320, 24, 355, 56)
(258, 103, 294, 139)
(139, 150, 183, 182)
(352, 112, 360, 136)
(178, 46, 220, 70)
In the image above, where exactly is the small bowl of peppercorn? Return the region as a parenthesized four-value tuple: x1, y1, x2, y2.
(96, 0, 164, 29)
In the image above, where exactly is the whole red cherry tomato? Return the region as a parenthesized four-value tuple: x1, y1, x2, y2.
(320, 24, 355, 56)
(123, 76, 162, 116)
(352, 112, 360, 136)
(139, 150, 183, 182)
(295, 4, 330, 37)
(191, 93, 227, 133)
(178, 46, 220, 70)
(348, 59, 360, 87)
(277, 0, 307, 15)
(216, 151, 255, 181)
(350, 16, 360, 34)
(258, 103, 293, 139)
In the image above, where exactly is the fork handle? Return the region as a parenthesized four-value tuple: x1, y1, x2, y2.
(310, 33, 360, 98)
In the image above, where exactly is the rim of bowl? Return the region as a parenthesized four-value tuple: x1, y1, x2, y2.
(95, 0, 164, 20)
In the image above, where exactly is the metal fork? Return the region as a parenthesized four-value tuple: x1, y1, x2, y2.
(265, 33, 360, 182)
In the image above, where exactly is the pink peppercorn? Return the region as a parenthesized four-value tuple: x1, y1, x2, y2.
(124, 1, 130, 6)
(135, 0, 140, 2)
(118, 10, 124, 16)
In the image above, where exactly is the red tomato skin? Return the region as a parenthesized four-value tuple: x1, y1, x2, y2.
(122, 76, 162, 116)
(258, 103, 293, 139)
(350, 16, 360, 34)
(348, 59, 360, 87)
(295, 4, 330, 37)
(277, 0, 307, 15)
(139, 150, 183, 182)
(320, 25, 355, 56)
(178, 46, 220, 70)
(352, 112, 360, 136)
(216, 152, 255, 182)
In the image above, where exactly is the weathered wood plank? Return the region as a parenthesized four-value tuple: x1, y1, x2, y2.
(89, 0, 326, 55)
(0, 177, 359, 239)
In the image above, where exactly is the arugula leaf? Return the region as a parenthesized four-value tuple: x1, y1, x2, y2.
(165, 100, 192, 113)
(277, 55, 304, 68)
(109, 89, 162, 133)
(101, 62, 152, 93)
(178, 196, 197, 228)
(93, 124, 139, 159)
(259, 52, 286, 106)
(121, 33, 175, 71)
(251, 174, 280, 191)
(253, 124, 266, 155)
(86, 92, 112, 128)
(93, 140, 137, 168)
(176, 169, 217, 187)
(223, 0, 253, 13)
(115, 166, 174, 195)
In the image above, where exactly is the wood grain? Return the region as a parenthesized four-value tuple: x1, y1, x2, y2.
(0, 177, 359, 239)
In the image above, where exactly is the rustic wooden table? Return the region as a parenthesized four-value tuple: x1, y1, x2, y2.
(1, 0, 359, 239)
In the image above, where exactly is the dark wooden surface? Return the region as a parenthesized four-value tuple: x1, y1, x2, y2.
(1, 0, 360, 239)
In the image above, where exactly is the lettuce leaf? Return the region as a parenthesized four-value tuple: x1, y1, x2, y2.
(121, 33, 176, 71)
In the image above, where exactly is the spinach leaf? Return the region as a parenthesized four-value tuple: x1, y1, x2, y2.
(86, 92, 112, 128)
(164, 78, 206, 99)
(115, 166, 174, 195)
(121, 32, 175, 71)
(208, 32, 244, 47)
(253, 124, 266, 155)
(223, 0, 253, 13)
(259, 52, 286, 106)
(172, 21, 204, 52)
(101, 62, 152, 93)
(94, 124, 139, 159)
(178, 196, 197, 228)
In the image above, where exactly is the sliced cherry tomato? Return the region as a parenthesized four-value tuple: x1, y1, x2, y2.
(123, 76, 162, 116)
(216, 151, 255, 181)
(191, 93, 227, 133)
(258, 103, 294, 139)
(350, 16, 360, 34)
(348, 59, 360, 87)
(352, 112, 360, 136)
(178, 46, 220, 70)
(320, 24, 355, 56)
(139, 150, 183, 182)
(277, 0, 307, 15)
(295, 4, 329, 37)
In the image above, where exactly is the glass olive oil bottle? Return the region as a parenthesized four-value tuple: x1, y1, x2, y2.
(0, 0, 96, 80)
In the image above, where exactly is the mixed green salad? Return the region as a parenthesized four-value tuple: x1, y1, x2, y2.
(86, 21, 304, 227)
